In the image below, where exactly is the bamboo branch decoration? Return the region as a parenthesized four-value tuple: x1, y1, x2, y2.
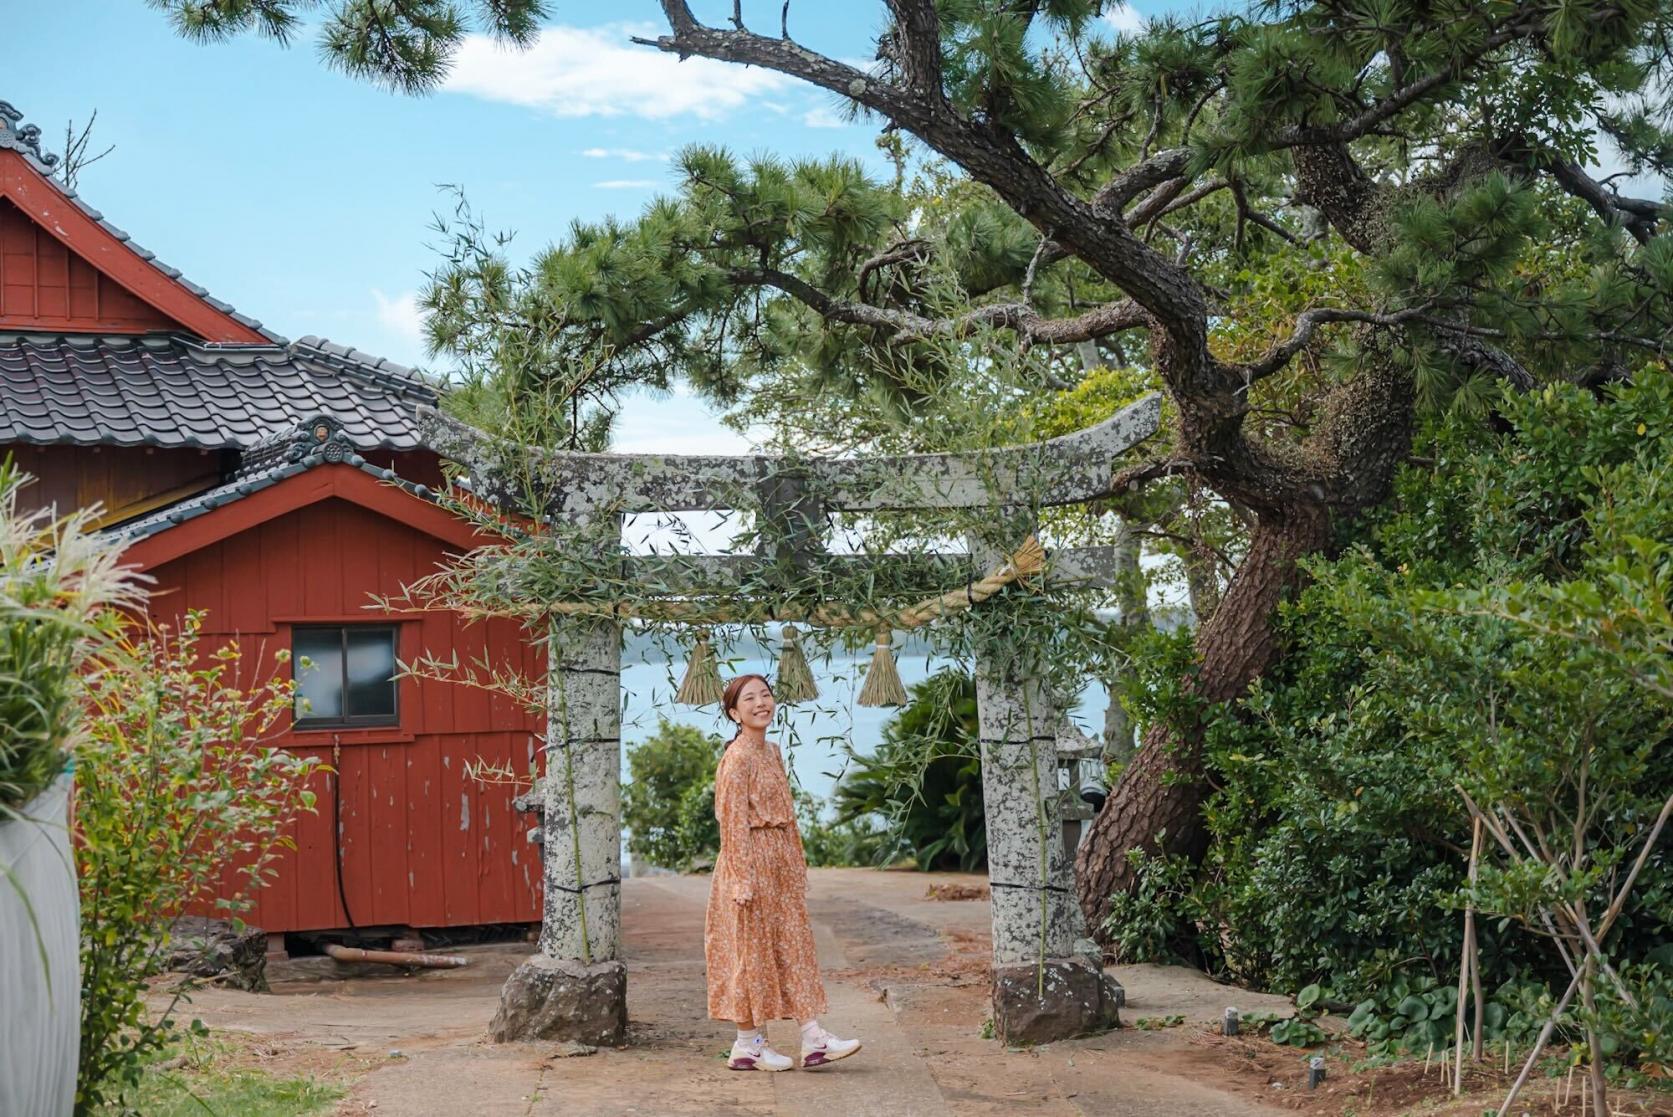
(402, 535, 1050, 631)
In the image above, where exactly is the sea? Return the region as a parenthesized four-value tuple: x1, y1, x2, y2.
(618, 624, 1115, 805)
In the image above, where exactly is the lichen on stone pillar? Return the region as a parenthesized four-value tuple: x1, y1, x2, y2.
(496, 524, 628, 1045)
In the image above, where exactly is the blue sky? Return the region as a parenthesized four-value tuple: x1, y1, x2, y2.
(7, 1, 1152, 454)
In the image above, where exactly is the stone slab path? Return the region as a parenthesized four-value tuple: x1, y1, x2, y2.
(173, 868, 1301, 1116)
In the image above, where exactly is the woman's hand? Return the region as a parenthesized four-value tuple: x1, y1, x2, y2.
(732, 890, 753, 907)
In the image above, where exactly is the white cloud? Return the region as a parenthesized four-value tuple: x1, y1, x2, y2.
(1103, 3, 1146, 34)
(594, 179, 657, 190)
(581, 146, 666, 162)
(612, 386, 755, 458)
(371, 288, 426, 347)
(445, 24, 791, 119)
(802, 105, 849, 129)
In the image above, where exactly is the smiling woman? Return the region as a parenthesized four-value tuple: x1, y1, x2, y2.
(703, 673, 863, 1072)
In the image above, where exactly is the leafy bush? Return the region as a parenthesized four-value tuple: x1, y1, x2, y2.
(76, 612, 319, 1114)
(1107, 380, 1673, 1069)
(623, 719, 724, 871)
(795, 789, 887, 868)
(832, 669, 986, 871)
(0, 460, 141, 814)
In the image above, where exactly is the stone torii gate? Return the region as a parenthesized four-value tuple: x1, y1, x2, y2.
(418, 394, 1159, 1047)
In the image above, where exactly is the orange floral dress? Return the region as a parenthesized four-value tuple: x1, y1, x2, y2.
(704, 735, 828, 1024)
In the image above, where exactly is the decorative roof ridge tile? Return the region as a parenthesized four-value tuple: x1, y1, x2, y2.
(107, 419, 443, 546)
(2, 98, 287, 345)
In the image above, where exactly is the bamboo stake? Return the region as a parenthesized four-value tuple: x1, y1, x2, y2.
(1497, 967, 1583, 1117)
(1456, 816, 1482, 1094)
(1469, 816, 1485, 1062)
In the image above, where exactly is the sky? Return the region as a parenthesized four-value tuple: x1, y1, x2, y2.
(6, 1, 1151, 458)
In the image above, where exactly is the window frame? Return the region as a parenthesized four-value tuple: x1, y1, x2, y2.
(291, 623, 401, 729)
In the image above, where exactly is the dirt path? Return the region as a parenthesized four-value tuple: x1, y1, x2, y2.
(169, 869, 1542, 1116)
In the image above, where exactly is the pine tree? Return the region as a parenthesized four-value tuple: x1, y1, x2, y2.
(152, 0, 1673, 940)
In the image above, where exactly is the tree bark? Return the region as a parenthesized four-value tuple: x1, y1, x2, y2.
(1076, 505, 1333, 938)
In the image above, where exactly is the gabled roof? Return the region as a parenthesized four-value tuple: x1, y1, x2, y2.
(114, 415, 486, 571)
(1, 101, 275, 343)
(0, 333, 439, 450)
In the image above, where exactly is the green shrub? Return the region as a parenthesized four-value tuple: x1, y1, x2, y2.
(75, 612, 319, 1114)
(796, 790, 887, 868)
(623, 719, 724, 871)
(832, 669, 986, 871)
(1108, 380, 1673, 1067)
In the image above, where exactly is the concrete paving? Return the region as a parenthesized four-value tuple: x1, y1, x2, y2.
(175, 868, 1298, 1115)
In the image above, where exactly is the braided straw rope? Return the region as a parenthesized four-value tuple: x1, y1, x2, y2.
(487, 535, 1047, 630)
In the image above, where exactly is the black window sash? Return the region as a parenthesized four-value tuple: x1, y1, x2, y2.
(293, 624, 399, 728)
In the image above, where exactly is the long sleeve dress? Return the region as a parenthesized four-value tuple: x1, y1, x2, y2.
(703, 735, 829, 1024)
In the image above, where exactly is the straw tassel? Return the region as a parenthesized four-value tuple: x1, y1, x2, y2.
(774, 624, 818, 704)
(675, 631, 724, 706)
(857, 628, 907, 707)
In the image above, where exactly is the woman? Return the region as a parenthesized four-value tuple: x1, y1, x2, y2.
(704, 673, 863, 1071)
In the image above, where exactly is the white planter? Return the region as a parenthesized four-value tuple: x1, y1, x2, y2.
(0, 772, 79, 1117)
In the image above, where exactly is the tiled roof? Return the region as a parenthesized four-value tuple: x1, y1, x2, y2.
(111, 415, 440, 544)
(0, 333, 440, 451)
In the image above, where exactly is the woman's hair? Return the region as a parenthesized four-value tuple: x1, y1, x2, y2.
(720, 673, 773, 744)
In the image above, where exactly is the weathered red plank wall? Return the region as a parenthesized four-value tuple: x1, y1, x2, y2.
(145, 496, 547, 932)
(0, 197, 181, 334)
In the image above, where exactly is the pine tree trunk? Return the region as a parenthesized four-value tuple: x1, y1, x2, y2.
(1075, 506, 1332, 941)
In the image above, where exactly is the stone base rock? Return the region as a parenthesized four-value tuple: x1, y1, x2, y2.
(991, 956, 1122, 1046)
(164, 916, 268, 992)
(490, 956, 627, 1046)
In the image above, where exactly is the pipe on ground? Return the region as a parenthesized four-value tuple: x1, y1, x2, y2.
(321, 942, 469, 969)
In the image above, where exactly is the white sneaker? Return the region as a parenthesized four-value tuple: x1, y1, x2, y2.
(800, 1028, 862, 1068)
(728, 1034, 793, 1072)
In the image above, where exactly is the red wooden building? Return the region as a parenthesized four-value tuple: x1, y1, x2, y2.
(1, 100, 544, 939)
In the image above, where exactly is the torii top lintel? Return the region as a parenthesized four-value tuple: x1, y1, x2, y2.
(418, 393, 1161, 517)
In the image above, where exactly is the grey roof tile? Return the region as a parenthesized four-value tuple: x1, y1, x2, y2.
(0, 333, 439, 451)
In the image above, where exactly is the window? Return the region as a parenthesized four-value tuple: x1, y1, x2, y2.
(293, 625, 399, 727)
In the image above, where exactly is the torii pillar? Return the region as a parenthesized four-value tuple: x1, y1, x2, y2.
(972, 527, 1122, 1044)
(491, 510, 629, 1046)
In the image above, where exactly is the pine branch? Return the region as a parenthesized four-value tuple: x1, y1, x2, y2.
(1112, 455, 1193, 493)
(730, 266, 1146, 345)
(637, 3, 1210, 352)
(1272, 18, 1542, 149)
(1538, 158, 1665, 246)
(1237, 306, 1432, 384)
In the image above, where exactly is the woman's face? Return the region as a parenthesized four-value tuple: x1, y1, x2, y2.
(729, 678, 775, 732)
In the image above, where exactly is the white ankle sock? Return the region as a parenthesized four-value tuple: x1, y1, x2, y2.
(737, 1028, 762, 1045)
(799, 1020, 822, 1043)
